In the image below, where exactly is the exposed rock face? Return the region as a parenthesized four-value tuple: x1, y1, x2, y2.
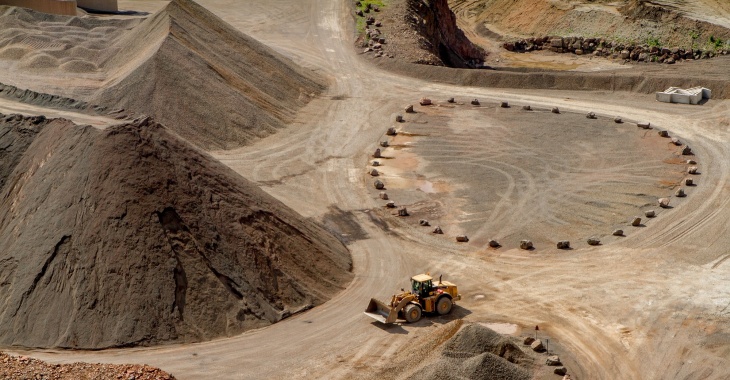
(0, 115, 352, 349)
(406, 0, 485, 68)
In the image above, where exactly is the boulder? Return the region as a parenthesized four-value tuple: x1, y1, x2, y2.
(546, 355, 562, 366)
(419, 219, 430, 226)
(385, 201, 395, 208)
(372, 160, 380, 166)
(587, 237, 601, 246)
(488, 239, 500, 248)
(405, 104, 414, 113)
(456, 235, 469, 242)
(575, 49, 584, 55)
(557, 240, 570, 249)
(620, 49, 630, 59)
(447, 97, 455, 103)
(433, 226, 443, 234)
(586, 112, 597, 119)
(614, 117, 623, 123)
(375, 21, 381, 27)
(398, 207, 409, 216)
(554, 367, 567, 376)
(520, 240, 533, 250)
(688, 166, 699, 174)
(395, 115, 403, 122)
(386, 127, 397, 135)
(658, 198, 670, 208)
(671, 137, 681, 146)
(419, 97, 432, 106)
(373, 148, 382, 158)
(551, 107, 560, 114)
(356, 10, 364, 17)
(686, 159, 696, 164)
(471, 99, 480, 105)
(681, 145, 692, 155)
(522, 105, 532, 111)
(370, 169, 379, 176)
(379, 192, 388, 200)
(675, 188, 686, 197)
(631, 217, 642, 226)
(500, 101, 509, 108)
(613, 229, 624, 236)
(685, 178, 693, 186)
(637, 122, 651, 129)
(531, 339, 545, 352)
(658, 130, 669, 137)
(523, 336, 535, 345)
(645, 210, 656, 218)
(380, 141, 389, 147)
(374, 179, 385, 189)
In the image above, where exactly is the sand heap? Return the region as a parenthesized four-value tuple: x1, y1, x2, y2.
(0, 114, 352, 349)
(92, 0, 326, 150)
(410, 323, 532, 380)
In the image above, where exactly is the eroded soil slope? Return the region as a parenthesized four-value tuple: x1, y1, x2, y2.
(0, 114, 352, 349)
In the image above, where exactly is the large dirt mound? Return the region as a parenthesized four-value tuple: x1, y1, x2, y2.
(0, 114, 352, 349)
(92, 0, 326, 150)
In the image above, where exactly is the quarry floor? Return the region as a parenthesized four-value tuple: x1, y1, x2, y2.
(4, 0, 730, 379)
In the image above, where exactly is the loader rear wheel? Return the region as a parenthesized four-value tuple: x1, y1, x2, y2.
(404, 304, 422, 323)
(436, 296, 453, 315)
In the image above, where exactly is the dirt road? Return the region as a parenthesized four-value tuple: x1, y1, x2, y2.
(8, 0, 730, 379)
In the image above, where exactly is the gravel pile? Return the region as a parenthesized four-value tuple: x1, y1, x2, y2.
(0, 352, 175, 380)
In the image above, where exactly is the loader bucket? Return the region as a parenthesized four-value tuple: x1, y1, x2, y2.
(364, 298, 398, 324)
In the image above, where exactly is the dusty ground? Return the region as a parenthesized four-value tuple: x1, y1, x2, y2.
(1, 0, 729, 379)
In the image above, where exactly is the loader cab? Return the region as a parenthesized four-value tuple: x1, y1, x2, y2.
(411, 274, 433, 298)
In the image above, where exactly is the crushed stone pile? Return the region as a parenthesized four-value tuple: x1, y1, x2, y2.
(408, 323, 532, 380)
(0, 114, 352, 349)
(92, 0, 326, 150)
(0, 352, 176, 380)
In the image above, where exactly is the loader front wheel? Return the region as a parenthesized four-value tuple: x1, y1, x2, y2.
(436, 296, 453, 315)
(404, 304, 422, 323)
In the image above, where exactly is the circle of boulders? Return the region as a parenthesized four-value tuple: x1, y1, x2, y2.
(658, 198, 671, 208)
(456, 235, 469, 242)
(551, 107, 560, 114)
(645, 210, 656, 218)
(520, 240, 533, 250)
(374, 180, 385, 189)
(557, 240, 570, 249)
(613, 229, 624, 236)
(587, 237, 601, 246)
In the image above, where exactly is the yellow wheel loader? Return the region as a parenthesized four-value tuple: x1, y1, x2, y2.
(364, 274, 461, 324)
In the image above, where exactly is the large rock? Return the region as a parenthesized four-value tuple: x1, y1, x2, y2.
(405, 104, 414, 113)
(471, 99, 480, 105)
(555, 367, 567, 376)
(520, 240, 533, 250)
(658, 198, 671, 208)
(551, 107, 560, 114)
(546, 355, 562, 366)
(557, 240, 570, 249)
(587, 237, 601, 246)
(456, 235, 469, 242)
(374, 179, 385, 189)
(645, 210, 656, 218)
(488, 239, 500, 248)
(613, 229, 624, 236)
(675, 188, 686, 197)
(531, 339, 545, 352)
(420, 97, 432, 106)
(688, 166, 699, 174)
(631, 217, 642, 226)
(681, 145, 693, 155)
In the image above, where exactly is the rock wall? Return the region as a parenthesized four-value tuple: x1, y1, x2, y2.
(407, 0, 484, 68)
